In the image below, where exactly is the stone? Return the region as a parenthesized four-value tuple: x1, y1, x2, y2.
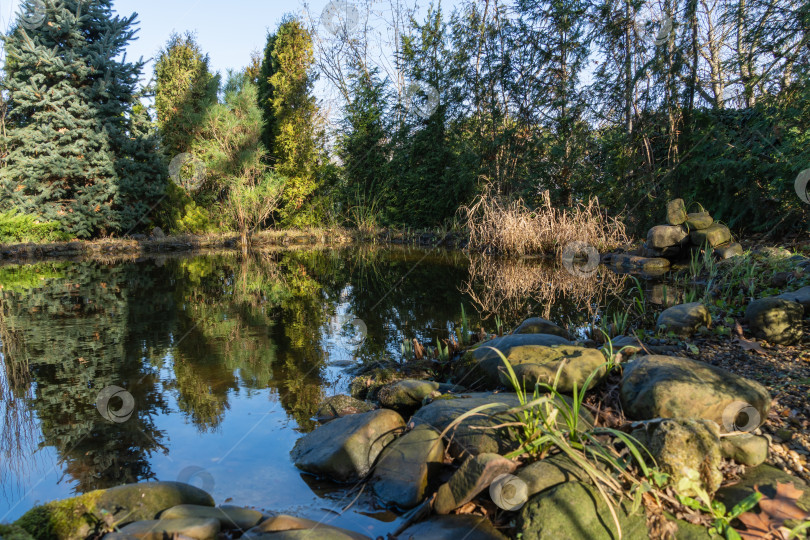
(244, 515, 371, 540)
(371, 425, 445, 509)
(315, 395, 374, 422)
(377, 380, 440, 414)
(720, 433, 769, 466)
(512, 318, 570, 339)
(776, 286, 810, 315)
(610, 253, 671, 272)
(647, 225, 689, 249)
(14, 482, 215, 540)
(667, 199, 688, 225)
(641, 243, 682, 259)
(455, 334, 571, 389)
(517, 481, 648, 540)
(113, 518, 219, 540)
(645, 419, 723, 497)
(649, 283, 682, 307)
(150, 227, 165, 239)
(686, 212, 714, 230)
(715, 465, 810, 522)
(503, 345, 608, 392)
(714, 242, 743, 260)
(159, 504, 263, 531)
(434, 453, 517, 514)
(620, 355, 771, 433)
(690, 224, 732, 247)
(754, 246, 793, 258)
(411, 392, 593, 458)
(656, 302, 711, 337)
(517, 453, 593, 496)
(290, 409, 405, 482)
(745, 297, 804, 345)
(399, 515, 508, 540)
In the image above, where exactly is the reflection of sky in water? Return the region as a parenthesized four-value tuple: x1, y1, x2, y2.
(0, 248, 639, 534)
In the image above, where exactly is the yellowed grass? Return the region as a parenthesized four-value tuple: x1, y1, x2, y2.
(461, 187, 630, 256)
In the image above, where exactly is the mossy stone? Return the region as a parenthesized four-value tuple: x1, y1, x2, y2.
(685, 212, 713, 230)
(512, 317, 570, 339)
(667, 199, 688, 226)
(655, 302, 710, 337)
(744, 297, 804, 345)
(690, 224, 731, 247)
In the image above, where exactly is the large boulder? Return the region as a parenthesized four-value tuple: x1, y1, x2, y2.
(14, 482, 214, 540)
(656, 302, 710, 337)
(685, 212, 713, 230)
(371, 425, 445, 509)
(244, 515, 371, 540)
(745, 297, 805, 345)
(517, 481, 648, 540)
(619, 355, 771, 432)
(647, 225, 688, 249)
(399, 515, 508, 540)
(455, 334, 571, 388)
(690, 224, 732, 247)
(776, 286, 810, 315)
(411, 393, 593, 458)
(434, 453, 517, 514)
(666, 199, 688, 225)
(290, 409, 404, 482)
(504, 346, 607, 392)
(512, 317, 570, 339)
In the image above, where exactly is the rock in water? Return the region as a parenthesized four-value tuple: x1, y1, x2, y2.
(291, 409, 404, 482)
(685, 212, 713, 230)
(245, 515, 371, 540)
(645, 419, 723, 497)
(690, 223, 732, 247)
(399, 515, 508, 540)
(647, 225, 688, 249)
(666, 199, 688, 226)
(377, 380, 441, 414)
(620, 355, 771, 432)
(517, 482, 648, 540)
(512, 317, 570, 339)
(111, 518, 220, 540)
(655, 302, 710, 337)
(745, 297, 804, 345)
(714, 242, 743, 260)
(371, 425, 445, 509)
(434, 453, 517, 514)
(159, 504, 264, 530)
(315, 395, 374, 422)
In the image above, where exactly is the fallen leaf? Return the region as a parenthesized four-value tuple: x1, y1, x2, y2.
(738, 482, 810, 539)
(734, 336, 766, 355)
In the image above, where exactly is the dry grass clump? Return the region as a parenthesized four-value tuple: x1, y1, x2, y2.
(461, 187, 629, 256)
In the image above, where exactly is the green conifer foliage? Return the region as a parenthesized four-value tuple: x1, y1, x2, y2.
(1, 0, 166, 238)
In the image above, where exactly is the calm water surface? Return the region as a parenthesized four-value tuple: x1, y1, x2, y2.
(0, 247, 642, 536)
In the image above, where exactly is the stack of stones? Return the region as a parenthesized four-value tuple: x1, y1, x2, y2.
(643, 199, 743, 261)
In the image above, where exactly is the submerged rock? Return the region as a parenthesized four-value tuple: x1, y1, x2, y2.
(411, 392, 593, 458)
(517, 481, 648, 540)
(512, 317, 570, 339)
(315, 395, 374, 422)
(159, 504, 264, 531)
(244, 515, 371, 540)
(619, 355, 771, 432)
(399, 515, 508, 540)
(291, 409, 404, 482)
(655, 302, 710, 337)
(745, 297, 804, 345)
(110, 518, 219, 540)
(434, 453, 517, 514)
(371, 424, 445, 509)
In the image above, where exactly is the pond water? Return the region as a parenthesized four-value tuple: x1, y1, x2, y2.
(0, 246, 646, 536)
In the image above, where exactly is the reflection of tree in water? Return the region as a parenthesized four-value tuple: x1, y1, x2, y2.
(0, 262, 168, 493)
(464, 255, 630, 329)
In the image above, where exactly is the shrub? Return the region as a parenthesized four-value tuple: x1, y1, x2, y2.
(0, 210, 71, 244)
